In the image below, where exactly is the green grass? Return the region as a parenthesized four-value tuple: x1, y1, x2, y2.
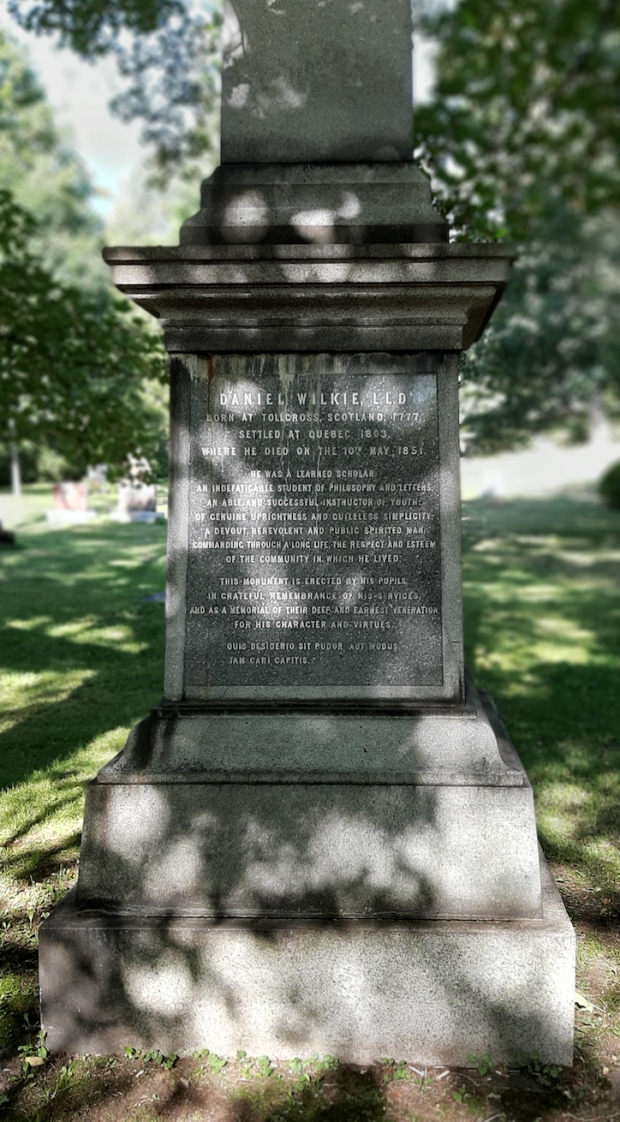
(462, 496, 620, 903)
(0, 488, 167, 1059)
(1, 486, 620, 1120)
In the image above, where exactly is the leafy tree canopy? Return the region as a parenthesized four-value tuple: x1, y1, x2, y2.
(412, 0, 620, 450)
(0, 31, 168, 480)
(415, 0, 620, 242)
(7, 0, 221, 183)
(0, 30, 103, 283)
(0, 186, 167, 478)
(7, 0, 180, 57)
(460, 210, 620, 452)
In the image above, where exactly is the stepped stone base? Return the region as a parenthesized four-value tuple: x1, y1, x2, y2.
(39, 852, 574, 1065)
(71, 688, 545, 923)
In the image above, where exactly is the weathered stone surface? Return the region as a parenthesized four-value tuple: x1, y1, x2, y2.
(99, 682, 524, 784)
(162, 352, 463, 705)
(40, 851, 575, 1065)
(221, 2, 413, 164)
(102, 241, 513, 354)
(180, 164, 447, 245)
(75, 777, 542, 921)
(74, 691, 542, 922)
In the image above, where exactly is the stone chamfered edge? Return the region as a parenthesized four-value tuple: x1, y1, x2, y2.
(101, 163, 514, 355)
(39, 848, 575, 1065)
(93, 681, 529, 786)
(102, 242, 514, 355)
(70, 686, 547, 924)
(70, 687, 545, 924)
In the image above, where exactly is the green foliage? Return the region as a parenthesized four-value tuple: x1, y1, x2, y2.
(311, 1054, 339, 1072)
(206, 1051, 227, 1074)
(0, 187, 168, 477)
(415, 0, 620, 242)
(460, 209, 620, 452)
(109, 7, 221, 185)
(381, 1058, 409, 1082)
(190, 1048, 227, 1074)
(467, 1051, 494, 1076)
(0, 30, 103, 285)
(0, 33, 169, 479)
(526, 1052, 561, 1088)
(256, 1055, 274, 1078)
(123, 1046, 178, 1068)
(6, 1, 222, 185)
(413, 0, 620, 450)
(598, 459, 620, 510)
(7, 0, 182, 58)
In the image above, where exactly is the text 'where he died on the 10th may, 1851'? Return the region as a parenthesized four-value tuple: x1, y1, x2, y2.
(184, 373, 443, 689)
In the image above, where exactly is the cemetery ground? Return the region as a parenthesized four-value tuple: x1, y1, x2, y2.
(1, 484, 620, 1122)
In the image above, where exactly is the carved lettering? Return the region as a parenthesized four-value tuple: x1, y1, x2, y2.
(184, 366, 443, 691)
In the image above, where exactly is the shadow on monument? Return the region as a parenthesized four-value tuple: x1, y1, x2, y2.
(42, 866, 572, 1065)
(39, 396, 574, 1064)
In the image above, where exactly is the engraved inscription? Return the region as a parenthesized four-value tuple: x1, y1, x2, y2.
(184, 361, 442, 692)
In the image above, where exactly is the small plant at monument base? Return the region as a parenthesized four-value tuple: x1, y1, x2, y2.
(123, 1046, 178, 1070)
(17, 1029, 48, 1075)
(311, 1053, 339, 1072)
(190, 1048, 227, 1075)
(526, 1052, 561, 1087)
(468, 1051, 494, 1076)
(286, 1057, 311, 1085)
(256, 1055, 274, 1078)
(380, 1057, 409, 1082)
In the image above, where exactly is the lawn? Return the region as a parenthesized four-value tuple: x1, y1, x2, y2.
(1, 486, 619, 1121)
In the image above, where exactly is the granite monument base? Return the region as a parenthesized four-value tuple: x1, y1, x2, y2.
(40, 689, 575, 1063)
(39, 852, 574, 1065)
(72, 686, 543, 922)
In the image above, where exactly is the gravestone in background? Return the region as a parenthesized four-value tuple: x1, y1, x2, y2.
(113, 481, 158, 523)
(46, 481, 96, 525)
(39, 0, 575, 1065)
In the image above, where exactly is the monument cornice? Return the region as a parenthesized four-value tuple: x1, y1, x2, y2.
(103, 242, 515, 353)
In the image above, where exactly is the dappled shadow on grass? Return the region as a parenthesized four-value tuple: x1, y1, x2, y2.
(0, 1059, 386, 1122)
(462, 495, 620, 930)
(4, 830, 82, 887)
(235, 1065, 385, 1122)
(0, 521, 168, 1064)
(0, 521, 167, 791)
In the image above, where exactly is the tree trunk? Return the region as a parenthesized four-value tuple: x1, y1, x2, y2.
(8, 420, 21, 497)
(10, 443, 21, 497)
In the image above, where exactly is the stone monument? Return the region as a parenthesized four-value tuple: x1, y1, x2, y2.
(39, 0, 575, 1065)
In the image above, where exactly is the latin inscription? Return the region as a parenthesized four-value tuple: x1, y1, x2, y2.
(184, 365, 442, 691)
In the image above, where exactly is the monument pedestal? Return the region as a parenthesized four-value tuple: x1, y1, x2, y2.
(40, 687, 575, 1064)
(41, 841, 573, 1067)
(72, 685, 543, 922)
(40, 0, 575, 1063)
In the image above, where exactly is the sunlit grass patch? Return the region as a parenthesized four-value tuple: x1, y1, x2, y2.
(0, 668, 97, 735)
(463, 496, 620, 901)
(0, 491, 167, 1066)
